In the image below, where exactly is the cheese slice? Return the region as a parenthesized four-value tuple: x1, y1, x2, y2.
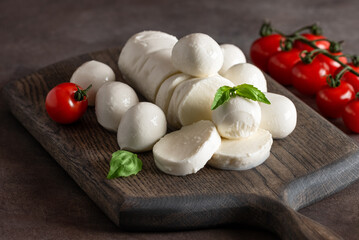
(167, 75, 234, 129)
(155, 73, 191, 114)
(153, 120, 221, 176)
(208, 128, 273, 171)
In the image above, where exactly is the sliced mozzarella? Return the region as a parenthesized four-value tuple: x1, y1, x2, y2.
(167, 75, 234, 129)
(153, 120, 221, 176)
(259, 92, 297, 139)
(212, 96, 261, 139)
(155, 73, 191, 114)
(95, 82, 139, 132)
(208, 128, 273, 171)
(118, 30, 178, 82)
(134, 48, 179, 102)
(172, 33, 223, 77)
(117, 102, 167, 152)
(219, 44, 246, 75)
(70, 60, 115, 106)
(224, 63, 267, 92)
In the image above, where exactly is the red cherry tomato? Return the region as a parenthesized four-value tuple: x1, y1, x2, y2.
(335, 64, 359, 92)
(291, 58, 330, 96)
(317, 52, 348, 76)
(267, 49, 301, 86)
(316, 81, 355, 118)
(250, 34, 283, 72)
(342, 96, 359, 133)
(45, 82, 88, 124)
(293, 33, 330, 51)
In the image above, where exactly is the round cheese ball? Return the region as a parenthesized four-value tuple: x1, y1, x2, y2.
(212, 96, 261, 139)
(219, 44, 246, 75)
(95, 82, 139, 132)
(224, 63, 267, 92)
(117, 102, 167, 152)
(171, 33, 223, 77)
(70, 60, 115, 106)
(259, 92, 297, 139)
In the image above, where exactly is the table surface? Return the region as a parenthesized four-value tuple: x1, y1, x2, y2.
(1, 0, 359, 239)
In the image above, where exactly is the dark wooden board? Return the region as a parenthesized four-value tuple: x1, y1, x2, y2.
(3, 48, 359, 239)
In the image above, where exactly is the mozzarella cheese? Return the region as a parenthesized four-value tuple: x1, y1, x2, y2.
(167, 75, 234, 129)
(208, 128, 273, 170)
(219, 44, 246, 75)
(117, 102, 167, 152)
(95, 82, 139, 132)
(171, 33, 223, 77)
(153, 120, 221, 176)
(70, 60, 115, 106)
(224, 63, 267, 92)
(259, 92, 297, 139)
(212, 96, 261, 139)
(118, 31, 178, 82)
(155, 73, 191, 114)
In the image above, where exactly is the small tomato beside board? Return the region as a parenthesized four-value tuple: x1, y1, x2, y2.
(342, 96, 359, 133)
(45, 82, 89, 124)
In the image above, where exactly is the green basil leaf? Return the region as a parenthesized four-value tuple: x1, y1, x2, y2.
(211, 85, 233, 110)
(107, 150, 142, 179)
(234, 84, 271, 104)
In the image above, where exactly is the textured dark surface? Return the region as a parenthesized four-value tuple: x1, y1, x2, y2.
(1, 0, 359, 239)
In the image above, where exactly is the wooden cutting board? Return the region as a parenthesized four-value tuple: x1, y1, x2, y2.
(3, 48, 359, 239)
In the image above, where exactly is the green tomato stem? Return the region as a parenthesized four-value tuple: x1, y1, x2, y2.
(74, 84, 92, 101)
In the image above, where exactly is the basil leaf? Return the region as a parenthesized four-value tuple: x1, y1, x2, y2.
(234, 84, 271, 104)
(107, 150, 142, 179)
(211, 84, 270, 110)
(211, 86, 233, 110)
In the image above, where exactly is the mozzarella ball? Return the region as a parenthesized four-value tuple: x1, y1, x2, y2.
(212, 97, 261, 139)
(219, 44, 246, 75)
(259, 93, 297, 139)
(117, 102, 167, 152)
(171, 33, 223, 77)
(95, 82, 139, 132)
(70, 60, 115, 106)
(224, 63, 267, 92)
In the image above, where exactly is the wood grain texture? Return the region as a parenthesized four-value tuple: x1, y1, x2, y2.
(3, 48, 359, 239)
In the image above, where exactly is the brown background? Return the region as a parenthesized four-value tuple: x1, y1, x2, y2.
(1, 0, 359, 239)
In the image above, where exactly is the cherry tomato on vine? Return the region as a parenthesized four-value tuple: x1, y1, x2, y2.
(335, 64, 359, 92)
(316, 81, 355, 118)
(291, 58, 330, 95)
(45, 82, 90, 124)
(293, 33, 330, 51)
(342, 95, 359, 133)
(250, 34, 283, 72)
(267, 49, 301, 85)
(317, 52, 348, 76)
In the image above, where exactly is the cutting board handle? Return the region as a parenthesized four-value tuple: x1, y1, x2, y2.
(235, 195, 342, 240)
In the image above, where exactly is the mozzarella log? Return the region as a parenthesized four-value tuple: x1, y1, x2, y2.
(172, 33, 223, 77)
(70, 60, 115, 106)
(219, 44, 246, 75)
(208, 128, 273, 170)
(212, 96, 261, 139)
(259, 92, 297, 139)
(117, 102, 167, 152)
(224, 63, 267, 92)
(95, 82, 139, 132)
(153, 120, 221, 176)
(167, 75, 234, 129)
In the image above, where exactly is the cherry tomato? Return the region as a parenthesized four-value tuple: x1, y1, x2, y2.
(317, 52, 348, 76)
(335, 64, 359, 92)
(250, 34, 283, 72)
(293, 33, 330, 51)
(316, 81, 355, 118)
(267, 49, 301, 86)
(342, 96, 359, 133)
(291, 58, 330, 95)
(45, 82, 89, 124)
